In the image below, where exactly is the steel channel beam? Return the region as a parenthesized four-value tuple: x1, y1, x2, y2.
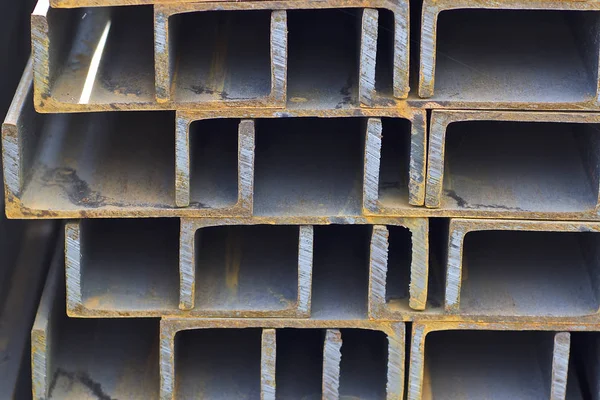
(442, 218, 600, 323)
(38, 0, 600, 111)
(32, 0, 409, 113)
(0, 221, 55, 399)
(31, 247, 161, 400)
(160, 318, 405, 400)
(18, 66, 600, 220)
(4, 66, 426, 219)
(419, 0, 600, 109)
(407, 321, 579, 400)
(62, 216, 600, 324)
(63, 216, 425, 318)
(425, 110, 600, 219)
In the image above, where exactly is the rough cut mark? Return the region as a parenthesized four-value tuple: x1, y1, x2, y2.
(551, 332, 570, 400)
(322, 329, 342, 400)
(271, 11, 287, 102)
(261, 329, 276, 400)
(179, 222, 195, 310)
(386, 325, 405, 400)
(298, 226, 314, 314)
(363, 118, 383, 212)
(238, 120, 256, 209)
(369, 225, 389, 310)
(359, 9, 378, 106)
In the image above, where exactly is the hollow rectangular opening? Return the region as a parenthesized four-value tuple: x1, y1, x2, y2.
(287, 9, 360, 108)
(377, 118, 412, 208)
(424, 330, 556, 400)
(434, 9, 599, 103)
(80, 218, 180, 312)
(275, 329, 324, 399)
(48, 6, 155, 105)
(254, 118, 364, 216)
(311, 225, 371, 319)
(384, 226, 412, 311)
(194, 225, 299, 312)
(426, 218, 449, 311)
(459, 230, 600, 316)
(189, 119, 239, 208)
(441, 121, 599, 213)
(374, 9, 396, 99)
(50, 318, 159, 399)
(169, 10, 272, 103)
(567, 333, 600, 399)
(21, 111, 176, 211)
(174, 328, 262, 399)
(339, 329, 388, 399)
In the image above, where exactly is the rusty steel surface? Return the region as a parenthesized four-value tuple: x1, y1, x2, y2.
(33, 0, 600, 112)
(33, 254, 406, 399)
(5, 64, 430, 219)
(32, 248, 160, 400)
(406, 321, 600, 400)
(62, 216, 426, 318)
(31, 0, 410, 113)
(18, 0, 600, 398)
(50, 0, 294, 7)
(14, 64, 600, 220)
(429, 219, 600, 324)
(419, 0, 600, 109)
(426, 109, 600, 219)
(160, 319, 405, 400)
(57, 215, 600, 326)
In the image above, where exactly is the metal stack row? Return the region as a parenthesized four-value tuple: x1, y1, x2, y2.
(4, 0, 600, 398)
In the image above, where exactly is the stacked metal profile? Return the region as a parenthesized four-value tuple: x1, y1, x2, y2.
(6, 0, 600, 398)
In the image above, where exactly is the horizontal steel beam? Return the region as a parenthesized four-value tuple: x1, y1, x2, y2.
(425, 110, 600, 219)
(32, 0, 409, 112)
(41, 0, 600, 111)
(64, 216, 424, 318)
(32, 249, 161, 400)
(62, 216, 600, 324)
(419, 0, 600, 110)
(160, 318, 405, 400)
(4, 66, 427, 219)
(442, 218, 600, 322)
(408, 322, 573, 400)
